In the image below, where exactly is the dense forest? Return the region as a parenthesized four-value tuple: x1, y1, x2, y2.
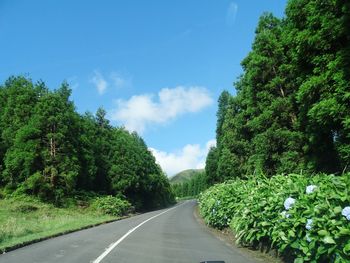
(0, 76, 174, 210)
(206, 0, 350, 183)
(171, 171, 207, 198)
(198, 1, 350, 261)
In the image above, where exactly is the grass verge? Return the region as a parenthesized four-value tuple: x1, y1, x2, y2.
(175, 196, 197, 201)
(0, 196, 120, 253)
(193, 203, 282, 263)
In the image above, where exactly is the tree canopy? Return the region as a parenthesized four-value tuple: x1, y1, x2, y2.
(0, 76, 174, 210)
(206, 0, 350, 183)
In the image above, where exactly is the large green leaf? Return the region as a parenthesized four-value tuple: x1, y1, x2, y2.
(317, 230, 328, 236)
(323, 236, 336, 244)
(343, 243, 350, 255)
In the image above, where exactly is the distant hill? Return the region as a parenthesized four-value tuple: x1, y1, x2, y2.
(169, 169, 204, 184)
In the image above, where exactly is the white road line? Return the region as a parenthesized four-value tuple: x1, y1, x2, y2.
(92, 202, 186, 263)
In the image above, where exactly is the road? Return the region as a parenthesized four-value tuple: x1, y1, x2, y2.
(0, 200, 260, 263)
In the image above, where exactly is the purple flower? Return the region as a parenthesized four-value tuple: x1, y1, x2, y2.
(306, 219, 313, 230)
(306, 185, 317, 194)
(284, 197, 295, 210)
(306, 233, 312, 242)
(342, 206, 350, 221)
(281, 211, 290, 218)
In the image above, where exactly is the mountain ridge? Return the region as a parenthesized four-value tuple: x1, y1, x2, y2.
(169, 169, 204, 184)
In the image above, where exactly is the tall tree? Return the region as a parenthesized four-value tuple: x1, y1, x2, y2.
(0, 77, 46, 186)
(0, 77, 44, 157)
(206, 90, 235, 184)
(238, 13, 304, 175)
(92, 107, 113, 193)
(3, 83, 81, 200)
(75, 112, 98, 190)
(216, 91, 231, 146)
(205, 146, 220, 184)
(218, 95, 251, 178)
(208, 1, 350, 179)
(285, 0, 350, 172)
(0, 87, 5, 178)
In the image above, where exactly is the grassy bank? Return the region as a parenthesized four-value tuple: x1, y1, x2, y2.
(175, 196, 197, 201)
(0, 196, 118, 252)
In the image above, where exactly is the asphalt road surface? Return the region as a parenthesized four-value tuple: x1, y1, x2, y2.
(0, 200, 260, 263)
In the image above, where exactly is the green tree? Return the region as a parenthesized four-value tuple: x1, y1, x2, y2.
(75, 112, 98, 190)
(0, 75, 178, 209)
(92, 107, 113, 193)
(237, 13, 304, 175)
(3, 83, 81, 201)
(216, 91, 231, 146)
(217, 95, 251, 178)
(0, 77, 46, 185)
(171, 171, 207, 198)
(205, 146, 219, 185)
(285, 0, 350, 172)
(0, 77, 40, 148)
(209, 1, 350, 180)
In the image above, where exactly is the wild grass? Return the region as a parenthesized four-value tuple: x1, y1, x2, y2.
(0, 196, 115, 252)
(176, 196, 197, 201)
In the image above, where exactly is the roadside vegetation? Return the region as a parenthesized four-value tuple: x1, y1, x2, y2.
(199, 0, 350, 262)
(171, 170, 207, 199)
(169, 169, 204, 184)
(0, 194, 133, 252)
(0, 77, 174, 210)
(0, 75, 175, 250)
(199, 173, 350, 262)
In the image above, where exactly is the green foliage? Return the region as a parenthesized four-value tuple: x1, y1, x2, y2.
(16, 172, 51, 199)
(205, 147, 219, 185)
(282, 0, 349, 173)
(205, 0, 350, 185)
(0, 76, 174, 211)
(199, 173, 350, 262)
(216, 90, 231, 146)
(172, 171, 207, 198)
(169, 169, 204, 184)
(202, 3, 350, 260)
(92, 196, 133, 216)
(0, 195, 115, 251)
(108, 130, 175, 210)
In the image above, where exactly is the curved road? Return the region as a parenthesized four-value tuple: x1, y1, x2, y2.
(0, 200, 259, 263)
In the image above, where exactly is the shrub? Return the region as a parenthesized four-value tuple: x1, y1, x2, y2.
(198, 173, 350, 262)
(15, 172, 53, 201)
(198, 180, 246, 229)
(92, 195, 133, 216)
(10, 203, 39, 213)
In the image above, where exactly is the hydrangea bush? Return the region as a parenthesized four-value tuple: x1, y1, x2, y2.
(198, 173, 350, 262)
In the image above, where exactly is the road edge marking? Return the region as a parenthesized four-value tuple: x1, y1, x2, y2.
(92, 202, 186, 263)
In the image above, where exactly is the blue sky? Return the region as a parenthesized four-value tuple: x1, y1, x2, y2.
(0, 0, 287, 176)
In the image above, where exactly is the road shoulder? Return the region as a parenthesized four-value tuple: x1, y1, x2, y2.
(193, 202, 283, 263)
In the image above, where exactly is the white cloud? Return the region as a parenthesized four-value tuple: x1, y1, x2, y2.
(109, 86, 213, 134)
(206, 139, 217, 150)
(90, 70, 108, 95)
(149, 139, 216, 177)
(226, 2, 238, 26)
(196, 139, 217, 169)
(110, 72, 131, 89)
